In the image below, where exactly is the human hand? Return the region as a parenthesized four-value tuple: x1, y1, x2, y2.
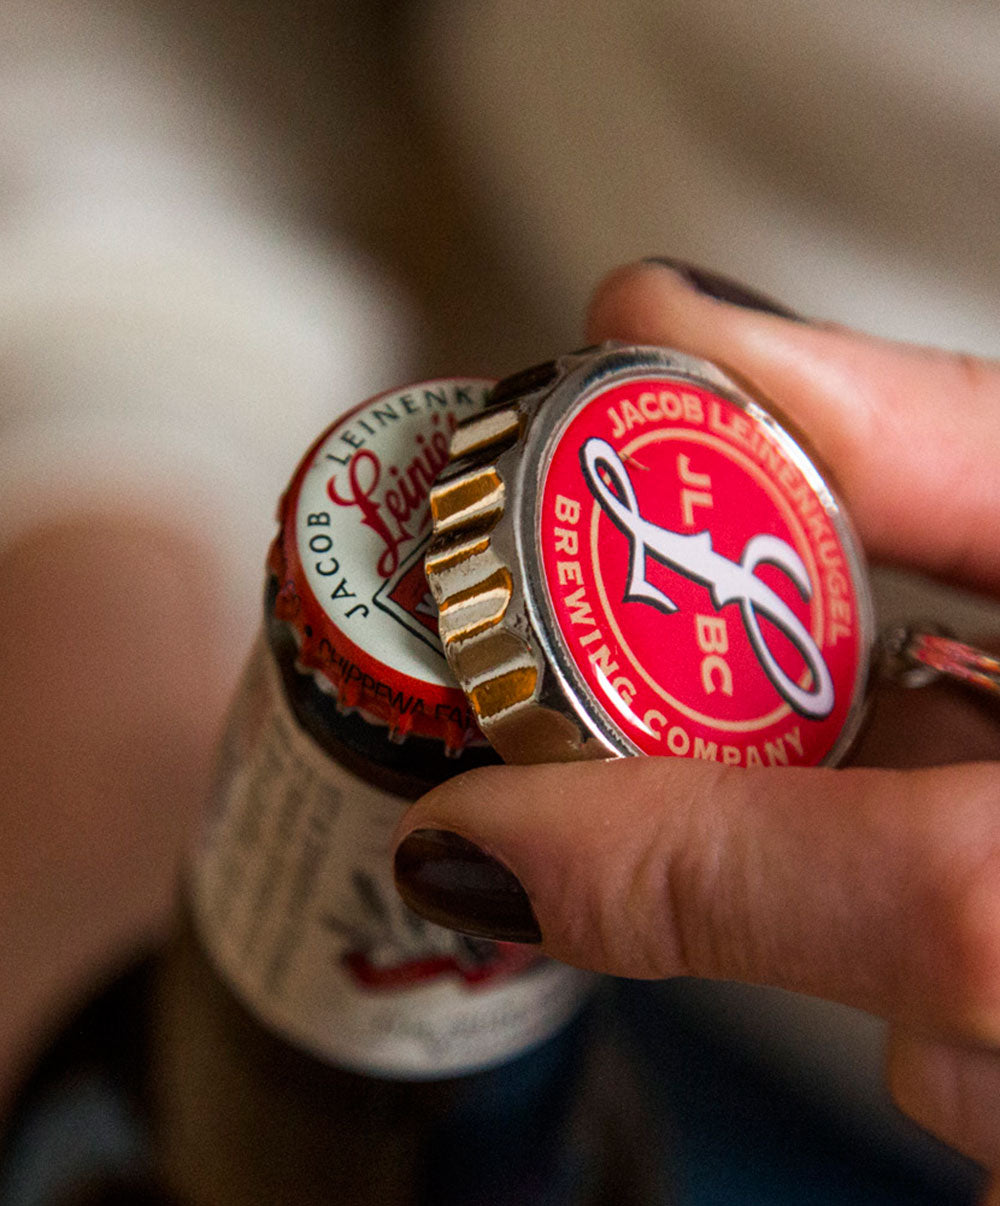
(394, 260, 1000, 1193)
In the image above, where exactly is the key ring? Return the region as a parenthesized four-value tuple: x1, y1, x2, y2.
(880, 625, 1000, 696)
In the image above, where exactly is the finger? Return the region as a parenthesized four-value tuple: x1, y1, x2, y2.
(394, 756, 1000, 1040)
(889, 1026, 1000, 1167)
(850, 668, 1000, 770)
(586, 260, 1000, 596)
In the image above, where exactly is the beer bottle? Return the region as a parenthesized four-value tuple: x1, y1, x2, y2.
(1, 379, 665, 1205)
(153, 377, 599, 1204)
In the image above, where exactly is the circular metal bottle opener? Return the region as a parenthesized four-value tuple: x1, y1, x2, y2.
(425, 345, 998, 767)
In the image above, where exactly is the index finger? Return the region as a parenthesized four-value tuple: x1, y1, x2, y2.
(587, 261, 1000, 596)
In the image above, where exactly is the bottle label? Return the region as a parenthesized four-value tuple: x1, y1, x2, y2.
(191, 640, 592, 1078)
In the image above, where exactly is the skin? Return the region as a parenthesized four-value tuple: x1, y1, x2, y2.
(0, 517, 234, 1119)
(396, 262, 1000, 1196)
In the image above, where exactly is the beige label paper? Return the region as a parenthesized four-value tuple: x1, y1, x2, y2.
(191, 640, 591, 1078)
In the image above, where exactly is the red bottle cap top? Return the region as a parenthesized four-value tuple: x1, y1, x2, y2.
(268, 378, 494, 752)
(427, 346, 874, 767)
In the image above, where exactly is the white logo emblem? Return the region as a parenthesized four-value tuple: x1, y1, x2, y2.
(580, 438, 834, 719)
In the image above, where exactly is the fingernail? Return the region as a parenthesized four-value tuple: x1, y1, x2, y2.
(642, 257, 802, 321)
(394, 828, 542, 944)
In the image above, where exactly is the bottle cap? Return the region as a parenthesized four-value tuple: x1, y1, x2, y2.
(269, 378, 494, 752)
(426, 345, 875, 767)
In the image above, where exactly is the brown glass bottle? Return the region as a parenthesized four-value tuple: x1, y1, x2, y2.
(0, 380, 666, 1206)
(146, 379, 619, 1205)
(147, 675, 592, 1205)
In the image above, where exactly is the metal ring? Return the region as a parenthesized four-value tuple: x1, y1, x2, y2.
(881, 625, 1000, 697)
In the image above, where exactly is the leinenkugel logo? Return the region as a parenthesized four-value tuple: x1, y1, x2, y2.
(371, 537, 444, 658)
(539, 377, 861, 766)
(579, 438, 834, 720)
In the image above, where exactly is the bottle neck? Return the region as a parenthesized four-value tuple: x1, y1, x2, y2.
(264, 576, 499, 799)
(189, 627, 591, 1081)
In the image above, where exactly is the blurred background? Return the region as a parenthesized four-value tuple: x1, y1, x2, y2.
(5, 0, 997, 589)
(0, 0, 997, 1197)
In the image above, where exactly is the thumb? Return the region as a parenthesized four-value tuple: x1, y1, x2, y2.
(394, 755, 1000, 1039)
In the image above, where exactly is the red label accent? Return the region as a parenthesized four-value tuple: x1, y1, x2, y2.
(539, 378, 863, 766)
(341, 944, 543, 992)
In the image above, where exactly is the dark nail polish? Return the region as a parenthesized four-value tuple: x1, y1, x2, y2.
(642, 257, 802, 321)
(394, 829, 542, 944)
